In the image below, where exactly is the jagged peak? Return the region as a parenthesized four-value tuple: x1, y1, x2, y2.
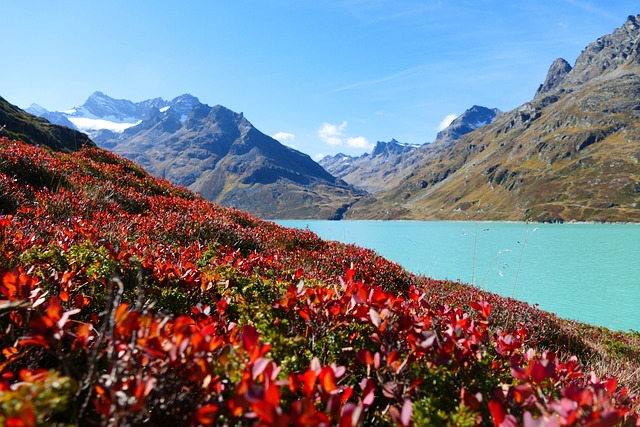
(171, 93, 200, 105)
(535, 58, 573, 98)
(548, 14, 640, 91)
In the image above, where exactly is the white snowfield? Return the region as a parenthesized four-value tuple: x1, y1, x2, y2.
(67, 117, 141, 133)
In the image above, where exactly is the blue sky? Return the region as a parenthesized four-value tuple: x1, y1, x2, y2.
(3, 1, 639, 159)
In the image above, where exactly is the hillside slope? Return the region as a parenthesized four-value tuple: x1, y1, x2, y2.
(0, 96, 93, 152)
(347, 15, 640, 222)
(0, 135, 639, 425)
(1, 16, 639, 425)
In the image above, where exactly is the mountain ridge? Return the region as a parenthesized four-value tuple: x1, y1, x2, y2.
(320, 105, 502, 194)
(1, 96, 94, 152)
(345, 15, 640, 222)
(27, 92, 363, 220)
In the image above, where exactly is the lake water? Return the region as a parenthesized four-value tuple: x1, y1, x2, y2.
(276, 220, 640, 332)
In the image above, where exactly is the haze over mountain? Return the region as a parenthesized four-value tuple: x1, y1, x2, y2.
(320, 106, 502, 193)
(28, 93, 362, 220)
(345, 15, 640, 223)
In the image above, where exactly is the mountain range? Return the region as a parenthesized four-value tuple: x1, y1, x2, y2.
(21, 14, 640, 223)
(319, 106, 502, 193)
(27, 93, 362, 220)
(343, 15, 640, 222)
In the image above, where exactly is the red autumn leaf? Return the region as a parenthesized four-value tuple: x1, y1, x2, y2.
(528, 359, 555, 384)
(356, 349, 374, 366)
(470, 300, 492, 319)
(73, 294, 91, 308)
(242, 324, 259, 352)
(195, 404, 219, 425)
(115, 303, 130, 322)
(301, 369, 317, 397)
(17, 336, 50, 349)
(511, 384, 533, 404)
(370, 288, 389, 306)
(46, 296, 63, 321)
(1, 267, 37, 300)
(2, 346, 19, 360)
(345, 266, 356, 282)
(75, 323, 94, 346)
(603, 378, 617, 394)
(252, 400, 276, 424)
(319, 367, 338, 394)
(19, 368, 48, 382)
(341, 385, 353, 404)
(59, 290, 70, 302)
(227, 396, 248, 417)
(488, 400, 506, 426)
(265, 383, 281, 407)
(6, 407, 36, 427)
(339, 402, 363, 427)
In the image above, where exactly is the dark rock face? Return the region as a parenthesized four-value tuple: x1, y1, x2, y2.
(97, 99, 360, 219)
(370, 139, 415, 157)
(568, 15, 640, 85)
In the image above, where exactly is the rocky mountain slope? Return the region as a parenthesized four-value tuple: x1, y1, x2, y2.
(1, 96, 93, 152)
(346, 15, 640, 222)
(320, 106, 501, 193)
(28, 93, 362, 220)
(319, 139, 422, 193)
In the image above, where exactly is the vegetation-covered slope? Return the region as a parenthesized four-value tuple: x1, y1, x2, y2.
(0, 96, 93, 152)
(0, 137, 638, 426)
(347, 72, 640, 222)
(346, 16, 640, 222)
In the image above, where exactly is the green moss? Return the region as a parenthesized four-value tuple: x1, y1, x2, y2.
(0, 370, 77, 426)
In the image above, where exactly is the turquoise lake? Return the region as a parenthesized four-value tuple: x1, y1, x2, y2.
(276, 220, 640, 332)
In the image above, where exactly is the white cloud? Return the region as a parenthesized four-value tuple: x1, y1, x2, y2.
(273, 131, 296, 147)
(437, 113, 458, 131)
(317, 121, 372, 150)
(68, 117, 141, 133)
(346, 136, 372, 149)
(318, 121, 348, 146)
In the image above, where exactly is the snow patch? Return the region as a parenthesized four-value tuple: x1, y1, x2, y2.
(68, 117, 141, 133)
(159, 106, 170, 112)
(63, 109, 77, 114)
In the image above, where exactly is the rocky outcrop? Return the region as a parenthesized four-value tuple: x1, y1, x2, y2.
(432, 105, 502, 148)
(536, 15, 640, 99)
(535, 58, 572, 98)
